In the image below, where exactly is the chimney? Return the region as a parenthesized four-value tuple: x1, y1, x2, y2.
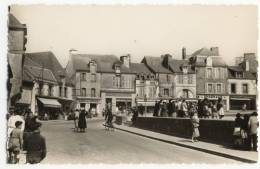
(210, 47, 219, 56)
(245, 60, 250, 71)
(162, 54, 172, 68)
(120, 54, 130, 68)
(182, 47, 186, 60)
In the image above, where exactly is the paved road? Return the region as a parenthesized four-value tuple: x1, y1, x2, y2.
(40, 119, 242, 164)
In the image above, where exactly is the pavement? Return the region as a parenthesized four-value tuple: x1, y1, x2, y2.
(37, 119, 249, 164)
(114, 123, 258, 163)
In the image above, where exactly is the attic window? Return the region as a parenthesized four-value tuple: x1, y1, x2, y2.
(182, 66, 188, 74)
(115, 65, 121, 74)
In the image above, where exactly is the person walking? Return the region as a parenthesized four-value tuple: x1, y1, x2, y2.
(78, 110, 87, 133)
(23, 122, 46, 164)
(233, 113, 244, 149)
(191, 112, 200, 142)
(8, 121, 23, 164)
(248, 112, 258, 151)
(217, 97, 225, 119)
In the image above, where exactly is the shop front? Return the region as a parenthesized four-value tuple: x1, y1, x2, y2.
(37, 97, 62, 120)
(229, 95, 256, 110)
(197, 94, 230, 111)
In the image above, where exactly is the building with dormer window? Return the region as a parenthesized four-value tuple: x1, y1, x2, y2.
(189, 47, 229, 110)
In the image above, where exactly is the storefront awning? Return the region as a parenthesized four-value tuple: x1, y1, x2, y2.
(38, 98, 61, 108)
(230, 98, 251, 101)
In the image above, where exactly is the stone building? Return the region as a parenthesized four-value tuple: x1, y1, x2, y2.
(17, 52, 74, 119)
(130, 62, 158, 113)
(228, 53, 257, 110)
(7, 12, 27, 109)
(66, 52, 136, 115)
(189, 47, 230, 110)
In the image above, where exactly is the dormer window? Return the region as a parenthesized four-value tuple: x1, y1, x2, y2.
(89, 60, 97, 73)
(115, 65, 121, 74)
(182, 66, 188, 74)
(235, 72, 244, 78)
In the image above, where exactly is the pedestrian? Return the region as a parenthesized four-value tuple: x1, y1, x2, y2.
(153, 101, 159, 117)
(242, 114, 250, 150)
(233, 113, 244, 149)
(161, 101, 168, 117)
(106, 102, 114, 128)
(167, 99, 173, 117)
(8, 121, 23, 164)
(190, 112, 200, 143)
(217, 97, 225, 119)
(211, 101, 218, 119)
(248, 112, 258, 151)
(78, 110, 87, 133)
(7, 108, 25, 139)
(181, 99, 188, 117)
(242, 103, 247, 112)
(172, 100, 177, 117)
(74, 109, 80, 132)
(23, 122, 46, 164)
(131, 106, 138, 124)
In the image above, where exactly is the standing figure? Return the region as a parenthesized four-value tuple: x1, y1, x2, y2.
(181, 99, 188, 117)
(217, 97, 225, 119)
(233, 113, 243, 149)
(248, 112, 258, 151)
(167, 99, 173, 117)
(191, 112, 200, 142)
(23, 122, 46, 164)
(74, 109, 80, 132)
(211, 101, 218, 119)
(106, 102, 114, 128)
(153, 101, 159, 117)
(78, 110, 87, 133)
(8, 121, 23, 164)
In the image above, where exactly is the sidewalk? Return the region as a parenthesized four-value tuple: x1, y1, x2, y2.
(114, 123, 258, 163)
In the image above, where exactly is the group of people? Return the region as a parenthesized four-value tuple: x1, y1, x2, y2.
(233, 112, 258, 151)
(72, 109, 88, 132)
(7, 108, 47, 164)
(153, 97, 225, 119)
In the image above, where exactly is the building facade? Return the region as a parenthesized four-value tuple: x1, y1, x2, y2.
(189, 47, 230, 110)
(66, 52, 136, 115)
(7, 12, 27, 109)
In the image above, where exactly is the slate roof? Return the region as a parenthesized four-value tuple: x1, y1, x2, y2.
(190, 55, 227, 67)
(130, 63, 153, 74)
(71, 54, 133, 74)
(168, 59, 195, 73)
(228, 66, 256, 80)
(23, 65, 57, 82)
(191, 47, 219, 57)
(8, 13, 26, 29)
(24, 52, 66, 82)
(142, 56, 172, 74)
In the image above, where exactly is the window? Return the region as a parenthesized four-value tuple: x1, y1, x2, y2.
(112, 76, 116, 87)
(48, 85, 53, 96)
(80, 73, 86, 81)
(115, 65, 120, 74)
(208, 84, 213, 93)
(242, 84, 248, 94)
(182, 66, 188, 74)
(90, 61, 96, 73)
(215, 68, 220, 79)
(59, 86, 62, 97)
(167, 75, 170, 83)
(236, 72, 244, 78)
(207, 68, 213, 79)
(178, 75, 183, 84)
(164, 88, 169, 96)
(116, 76, 121, 88)
(81, 88, 86, 96)
(231, 83, 236, 94)
(91, 74, 96, 82)
(91, 88, 96, 97)
(139, 87, 144, 97)
(64, 87, 67, 97)
(216, 84, 222, 93)
(121, 76, 125, 88)
(183, 89, 189, 98)
(188, 75, 193, 84)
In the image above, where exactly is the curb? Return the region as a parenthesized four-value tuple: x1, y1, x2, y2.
(114, 126, 257, 163)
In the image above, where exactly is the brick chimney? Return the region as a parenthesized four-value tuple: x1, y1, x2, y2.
(120, 54, 130, 68)
(245, 59, 250, 71)
(182, 47, 186, 60)
(210, 47, 219, 56)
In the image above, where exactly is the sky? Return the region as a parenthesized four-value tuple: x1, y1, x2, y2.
(10, 5, 258, 67)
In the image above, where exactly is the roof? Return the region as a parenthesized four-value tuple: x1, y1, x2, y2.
(168, 59, 195, 73)
(191, 47, 219, 57)
(142, 56, 172, 74)
(228, 66, 256, 80)
(23, 65, 57, 82)
(130, 63, 152, 74)
(8, 13, 26, 29)
(71, 54, 133, 73)
(25, 52, 66, 82)
(190, 56, 227, 67)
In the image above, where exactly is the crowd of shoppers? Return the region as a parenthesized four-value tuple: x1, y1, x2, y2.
(7, 108, 46, 164)
(233, 112, 258, 151)
(152, 97, 225, 119)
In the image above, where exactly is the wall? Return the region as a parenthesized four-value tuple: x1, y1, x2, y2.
(228, 79, 257, 95)
(134, 117, 235, 145)
(8, 30, 25, 51)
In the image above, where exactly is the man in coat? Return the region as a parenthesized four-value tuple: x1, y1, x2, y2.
(248, 112, 258, 151)
(23, 122, 46, 164)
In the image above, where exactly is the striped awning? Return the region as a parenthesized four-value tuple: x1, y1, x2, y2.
(38, 98, 61, 108)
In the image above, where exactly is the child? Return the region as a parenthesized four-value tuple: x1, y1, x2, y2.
(8, 121, 23, 164)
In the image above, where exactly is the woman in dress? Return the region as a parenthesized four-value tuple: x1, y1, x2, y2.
(191, 112, 200, 142)
(78, 110, 87, 132)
